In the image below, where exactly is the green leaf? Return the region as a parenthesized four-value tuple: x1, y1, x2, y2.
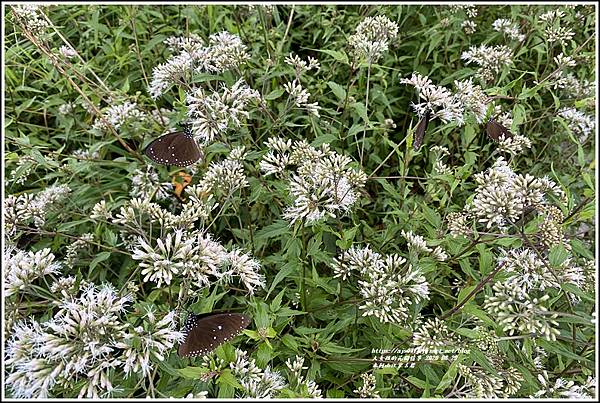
(89, 251, 111, 271)
(324, 360, 370, 374)
(434, 354, 465, 393)
(319, 343, 365, 355)
(469, 348, 499, 376)
(217, 369, 241, 397)
(255, 220, 291, 240)
(405, 375, 427, 389)
(536, 339, 592, 364)
(326, 389, 345, 398)
(352, 102, 369, 123)
(548, 244, 569, 267)
(477, 244, 493, 276)
(177, 366, 210, 379)
(327, 81, 347, 102)
(267, 262, 297, 296)
(313, 49, 348, 64)
(256, 342, 273, 367)
(265, 88, 285, 100)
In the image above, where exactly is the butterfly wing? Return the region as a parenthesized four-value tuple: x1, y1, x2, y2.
(485, 119, 513, 141)
(144, 130, 202, 167)
(413, 111, 430, 150)
(178, 313, 250, 358)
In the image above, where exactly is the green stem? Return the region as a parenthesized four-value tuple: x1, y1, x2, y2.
(359, 62, 372, 165)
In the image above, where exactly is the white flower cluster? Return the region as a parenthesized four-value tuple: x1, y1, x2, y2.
(259, 139, 366, 225)
(538, 9, 566, 23)
(91, 101, 147, 132)
(285, 53, 320, 76)
(59, 44, 77, 58)
(111, 190, 214, 250)
(499, 248, 564, 297)
(411, 317, 460, 351)
(242, 4, 276, 17)
(5, 282, 183, 398)
(195, 146, 249, 196)
(285, 356, 323, 398)
(332, 245, 429, 324)
(49, 275, 77, 298)
(484, 281, 560, 341)
(532, 371, 596, 399)
(492, 19, 525, 42)
(230, 349, 287, 398)
(449, 5, 478, 19)
(461, 44, 513, 82)
(4, 246, 61, 297)
(131, 229, 264, 294)
(283, 80, 321, 117)
(557, 107, 596, 143)
(11, 5, 48, 36)
(8, 156, 35, 185)
(461, 20, 477, 35)
(463, 157, 566, 231)
(544, 25, 575, 45)
(456, 364, 523, 398)
(224, 248, 266, 295)
(72, 148, 100, 160)
(401, 230, 448, 261)
(4, 184, 71, 235)
(149, 31, 250, 99)
(353, 373, 380, 398)
(130, 166, 173, 201)
(554, 52, 577, 68)
(497, 132, 532, 155)
(163, 33, 204, 52)
(121, 308, 185, 379)
(58, 101, 75, 115)
(186, 79, 262, 144)
(538, 9, 576, 45)
(551, 73, 595, 98)
(446, 212, 471, 238)
(90, 200, 112, 221)
(400, 72, 494, 125)
(348, 15, 399, 63)
(430, 145, 452, 175)
(64, 233, 95, 267)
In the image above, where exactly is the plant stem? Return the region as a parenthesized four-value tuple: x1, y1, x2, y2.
(359, 62, 372, 165)
(441, 261, 506, 320)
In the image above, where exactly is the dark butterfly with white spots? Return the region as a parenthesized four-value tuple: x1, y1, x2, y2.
(485, 118, 513, 141)
(178, 312, 251, 358)
(144, 126, 202, 167)
(413, 110, 431, 150)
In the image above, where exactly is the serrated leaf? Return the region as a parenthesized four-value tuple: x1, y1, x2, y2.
(352, 102, 369, 123)
(327, 81, 347, 102)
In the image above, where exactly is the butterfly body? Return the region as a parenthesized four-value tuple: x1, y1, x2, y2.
(485, 118, 513, 141)
(413, 110, 431, 150)
(178, 312, 250, 358)
(144, 127, 202, 167)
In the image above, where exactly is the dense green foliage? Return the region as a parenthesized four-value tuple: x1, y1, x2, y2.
(4, 4, 596, 399)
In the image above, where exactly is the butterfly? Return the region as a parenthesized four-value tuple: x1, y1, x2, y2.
(413, 110, 431, 150)
(144, 126, 202, 167)
(485, 118, 513, 141)
(178, 312, 251, 358)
